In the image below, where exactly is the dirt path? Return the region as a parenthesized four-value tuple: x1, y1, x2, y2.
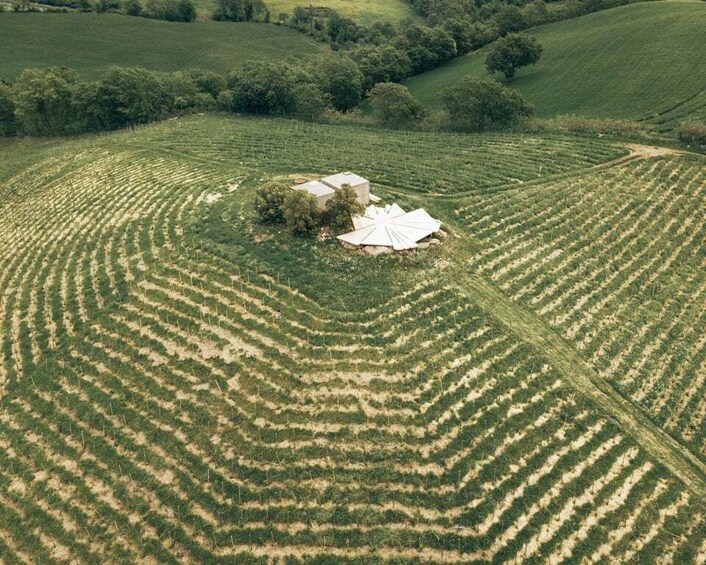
(380, 141, 701, 202)
(453, 267, 706, 499)
(625, 143, 685, 158)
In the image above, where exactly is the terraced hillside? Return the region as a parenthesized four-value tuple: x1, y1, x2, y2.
(405, 1, 706, 130)
(0, 116, 705, 563)
(0, 13, 324, 80)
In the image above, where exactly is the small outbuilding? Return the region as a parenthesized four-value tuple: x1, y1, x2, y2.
(292, 180, 336, 210)
(321, 172, 370, 206)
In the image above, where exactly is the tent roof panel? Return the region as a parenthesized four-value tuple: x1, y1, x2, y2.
(337, 204, 441, 251)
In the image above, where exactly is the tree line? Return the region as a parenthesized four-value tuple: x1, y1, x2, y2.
(0, 57, 542, 138)
(0, 60, 370, 137)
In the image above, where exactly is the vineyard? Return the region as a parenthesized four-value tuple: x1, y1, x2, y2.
(0, 115, 705, 563)
(461, 147, 706, 462)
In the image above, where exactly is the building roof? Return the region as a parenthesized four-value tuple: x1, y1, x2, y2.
(338, 204, 442, 251)
(321, 172, 369, 190)
(292, 180, 335, 198)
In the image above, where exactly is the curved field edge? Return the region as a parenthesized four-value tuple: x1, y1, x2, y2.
(0, 13, 325, 80)
(0, 115, 704, 563)
(404, 1, 706, 126)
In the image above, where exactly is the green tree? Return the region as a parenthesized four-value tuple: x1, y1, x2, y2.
(323, 184, 364, 233)
(90, 67, 167, 130)
(494, 5, 527, 36)
(314, 55, 364, 112)
(213, 0, 242, 20)
(350, 44, 412, 92)
(443, 18, 496, 54)
(124, 0, 142, 15)
(282, 190, 321, 237)
(441, 77, 533, 131)
(184, 69, 226, 98)
(369, 82, 426, 127)
(253, 182, 290, 223)
(225, 62, 298, 115)
(0, 83, 17, 136)
(160, 72, 200, 111)
(397, 24, 457, 74)
(486, 33, 543, 79)
(293, 83, 330, 121)
(174, 0, 196, 21)
(14, 67, 84, 136)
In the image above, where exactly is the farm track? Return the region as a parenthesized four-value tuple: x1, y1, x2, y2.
(452, 268, 706, 498)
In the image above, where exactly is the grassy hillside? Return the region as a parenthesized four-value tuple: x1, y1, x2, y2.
(0, 13, 325, 80)
(405, 1, 706, 126)
(0, 114, 705, 562)
(261, 0, 418, 23)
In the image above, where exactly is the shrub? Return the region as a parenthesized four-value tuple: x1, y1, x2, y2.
(369, 82, 426, 127)
(282, 190, 321, 237)
(677, 120, 706, 148)
(253, 182, 290, 223)
(486, 33, 543, 79)
(323, 184, 364, 232)
(441, 77, 533, 131)
(494, 5, 527, 36)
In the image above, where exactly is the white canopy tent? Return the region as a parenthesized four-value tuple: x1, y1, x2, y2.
(337, 204, 441, 251)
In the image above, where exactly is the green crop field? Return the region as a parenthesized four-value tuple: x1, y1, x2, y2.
(405, 1, 706, 129)
(0, 13, 325, 80)
(0, 114, 705, 562)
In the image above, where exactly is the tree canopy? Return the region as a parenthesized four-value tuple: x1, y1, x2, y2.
(486, 33, 543, 79)
(441, 77, 533, 131)
(324, 185, 364, 233)
(369, 83, 426, 127)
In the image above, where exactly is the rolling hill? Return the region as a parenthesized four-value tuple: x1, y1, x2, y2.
(0, 13, 325, 80)
(260, 0, 418, 23)
(0, 114, 705, 562)
(405, 1, 706, 128)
